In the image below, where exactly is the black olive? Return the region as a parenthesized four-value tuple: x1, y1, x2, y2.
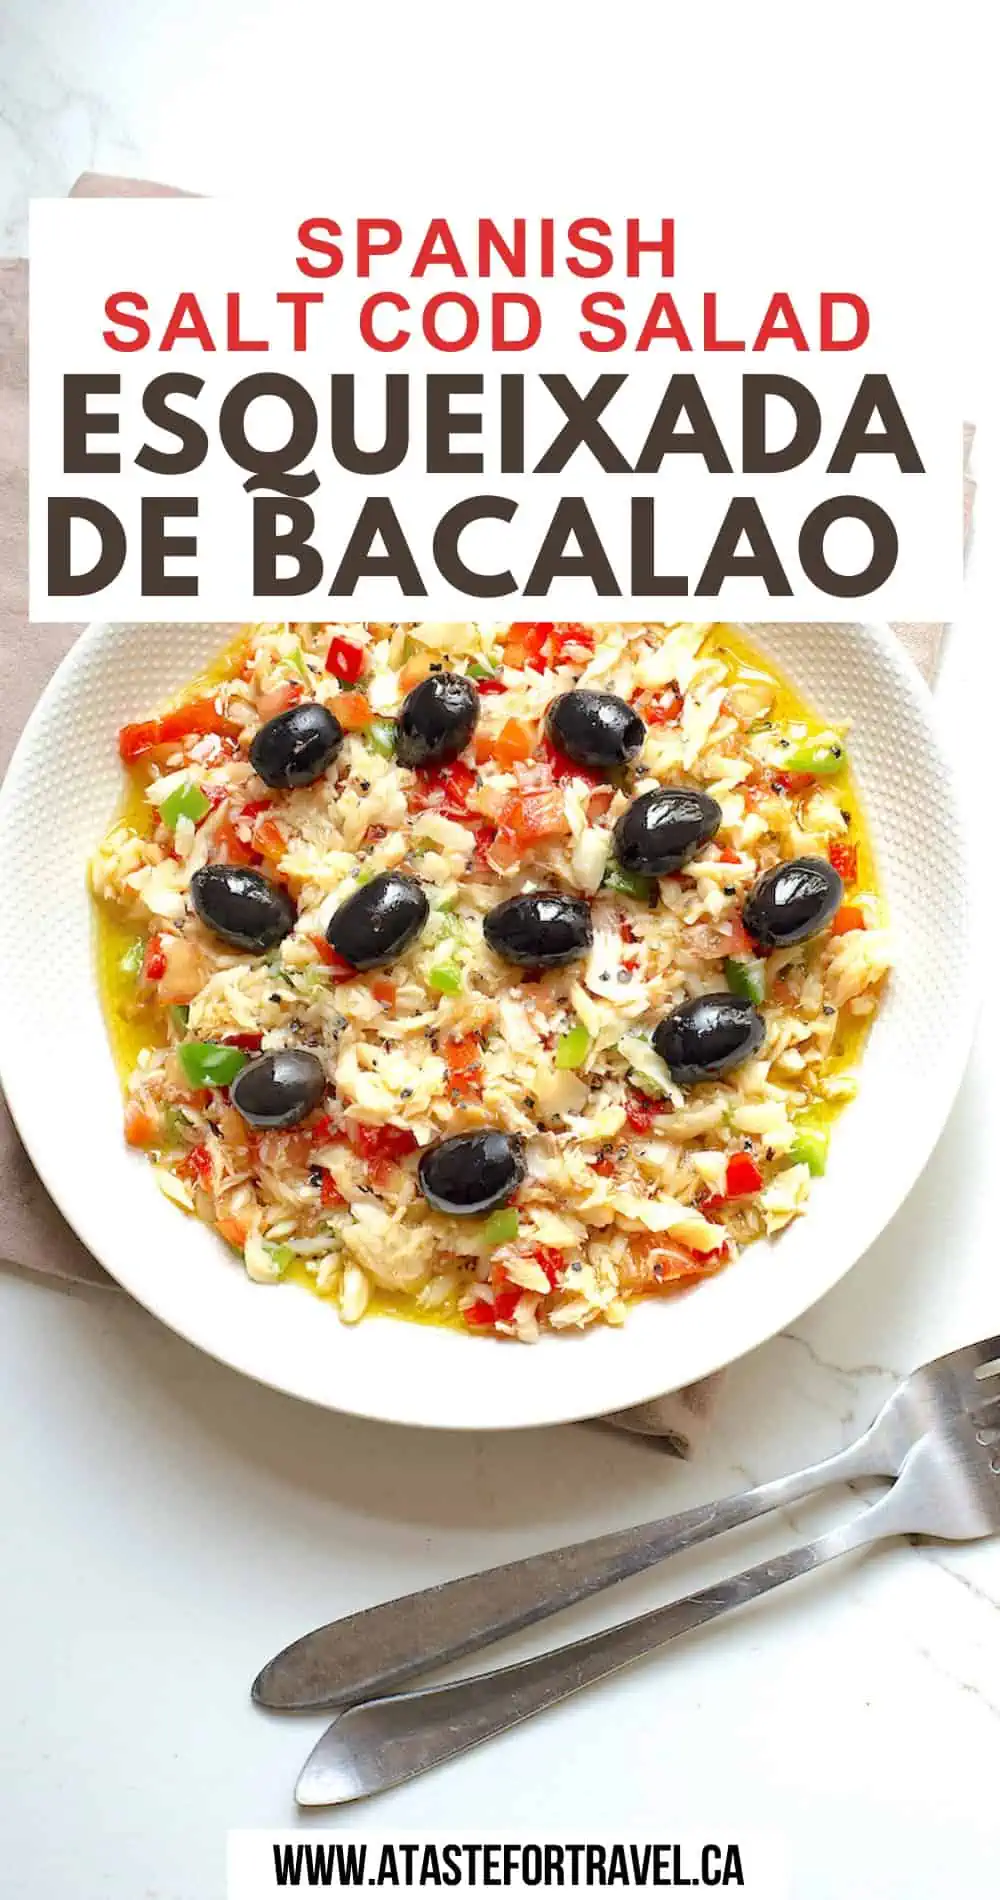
(483, 891, 593, 968)
(190, 864, 296, 951)
(613, 786, 722, 876)
(545, 690, 645, 770)
(418, 1129, 526, 1216)
(249, 702, 344, 790)
(743, 856, 843, 948)
(325, 871, 429, 971)
(395, 672, 479, 768)
(652, 993, 765, 1085)
(230, 1049, 327, 1129)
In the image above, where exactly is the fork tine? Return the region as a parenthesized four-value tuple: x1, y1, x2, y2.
(970, 1392, 1000, 1430)
(934, 1335, 1000, 1391)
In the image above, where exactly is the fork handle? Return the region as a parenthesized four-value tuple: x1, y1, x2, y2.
(255, 1441, 868, 1710)
(296, 1509, 883, 1806)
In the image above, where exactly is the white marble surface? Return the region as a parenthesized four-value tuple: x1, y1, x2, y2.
(2, 8, 1000, 1896)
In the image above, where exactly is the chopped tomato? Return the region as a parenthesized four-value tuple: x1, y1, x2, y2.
(143, 934, 167, 982)
(118, 697, 239, 763)
(214, 813, 257, 866)
(476, 676, 508, 696)
(217, 1213, 252, 1248)
(310, 935, 357, 980)
(333, 692, 372, 731)
(325, 635, 366, 685)
(717, 846, 742, 865)
(533, 1245, 565, 1289)
(444, 1034, 483, 1100)
(370, 975, 397, 1006)
(320, 1171, 346, 1208)
(593, 1154, 616, 1177)
(178, 1143, 213, 1185)
(256, 681, 304, 721)
(831, 903, 866, 936)
(124, 1100, 158, 1147)
(829, 841, 858, 883)
(253, 816, 287, 863)
(645, 691, 684, 726)
(464, 1299, 497, 1328)
(498, 787, 571, 843)
(625, 1086, 663, 1133)
(502, 622, 550, 671)
(587, 784, 616, 820)
(399, 651, 437, 691)
(477, 717, 535, 769)
(725, 918, 756, 958)
(222, 1031, 264, 1051)
(486, 828, 522, 871)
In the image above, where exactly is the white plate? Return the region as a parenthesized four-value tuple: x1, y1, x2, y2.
(0, 621, 976, 1430)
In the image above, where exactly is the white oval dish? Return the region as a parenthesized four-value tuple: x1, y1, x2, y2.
(0, 621, 976, 1429)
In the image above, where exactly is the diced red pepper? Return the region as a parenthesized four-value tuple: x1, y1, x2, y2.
(550, 624, 595, 662)
(625, 1086, 662, 1133)
(370, 975, 397, 1006)
(725, 1152, 763, 1198)
(222, 1031, 264, 1051)
(444, 1034, 483, 1101)
(830, 904, 866, 936)
(144, 934, 167, 982)
(492, 1282, 522, 1324)
(476, 676, 508, 695)
(533, 1245, 565, 1289)
(593, 1154, 616, 1177)
(325, 635, 366, 685)
(771, 771, 816, 797)
(829, 841, 858, 883)
(717, 847, 741, 865)
(310, 935, 358, 981)
(320, 1171, 346, 1208)
(464, 1299, 497, 1328)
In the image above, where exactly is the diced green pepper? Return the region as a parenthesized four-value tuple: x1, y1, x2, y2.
(264, 1242, 296, 1276)
(483, 1207, 519, 1246)
(789, 1124, 830, 1176)
(601, 859, 653, 902)
(428, 962, 463, 995)
(725, 956, 767, 1005)
(555, 1022, 591, 1070)
(366, 718, 397, 758)
(168, 1004, 190, 1034)
(160, 779, 211, 830)
(177, 1041, 248, 1088)
(468, 660, 499, 681)
(782, 735, 847, 777)
(119, 938, 144, 978)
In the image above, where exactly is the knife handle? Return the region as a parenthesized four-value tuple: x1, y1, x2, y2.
(253, 1441, 863, 1710)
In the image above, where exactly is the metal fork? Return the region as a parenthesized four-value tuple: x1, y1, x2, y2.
(254, 1334, 1000, 1713)
(295, 1367, 1000, 1806)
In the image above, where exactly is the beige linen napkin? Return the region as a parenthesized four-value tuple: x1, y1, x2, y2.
(0, 175, 974, 1442)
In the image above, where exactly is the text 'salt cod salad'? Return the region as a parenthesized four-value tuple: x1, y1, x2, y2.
(92, 621, 891, 1341)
